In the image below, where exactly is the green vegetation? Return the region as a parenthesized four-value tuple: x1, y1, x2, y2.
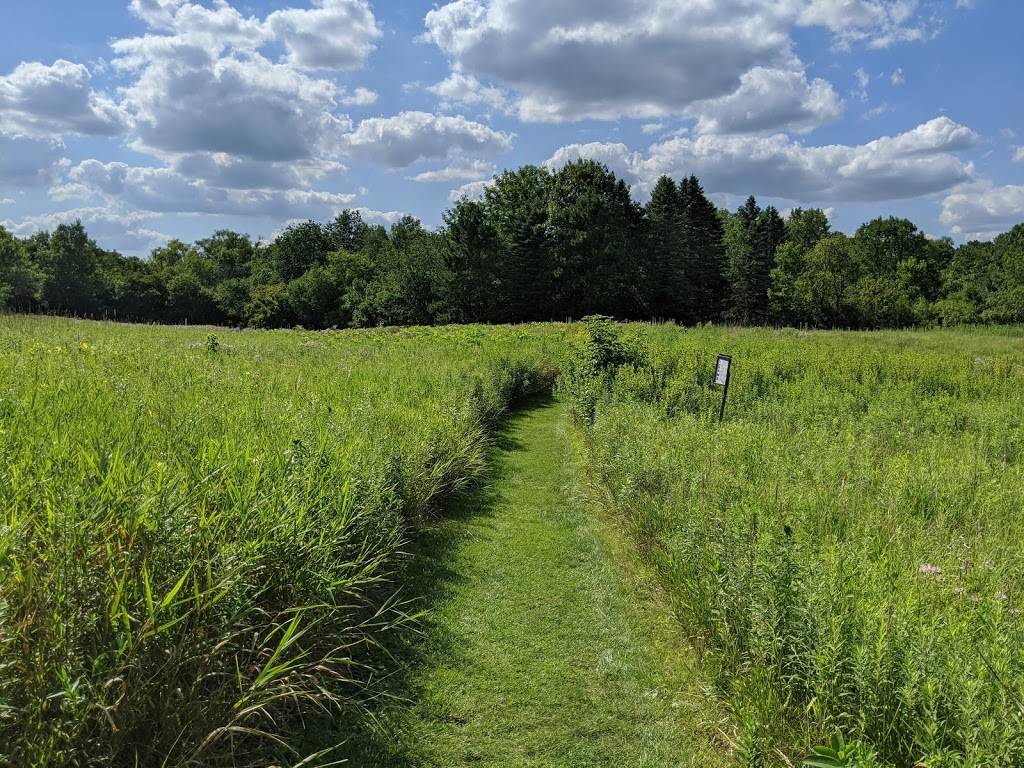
(0, 315, 559, 765)
(564, 317, 1024, 766)
(344, 400, 723, 767)
(3, 312, 1024, 767)
(3, 163, 1023, 331)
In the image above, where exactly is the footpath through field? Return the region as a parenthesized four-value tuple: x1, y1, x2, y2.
(346, 398, 724, 767)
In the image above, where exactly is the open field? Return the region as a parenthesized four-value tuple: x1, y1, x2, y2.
(2, 315, 1024, 767)
(566, 319, 1024, 766)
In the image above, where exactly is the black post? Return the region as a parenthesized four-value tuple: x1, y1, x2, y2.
(717, 354, 732, 421)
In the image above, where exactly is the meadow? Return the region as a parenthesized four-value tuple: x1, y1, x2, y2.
(565, 318, 1024, 766)
(0, 315, 560, 765)
(3, 314, 1024, 767)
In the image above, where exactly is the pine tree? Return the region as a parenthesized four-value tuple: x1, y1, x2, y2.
(644, 175, 684, 319)
(682, 176, 727, 322)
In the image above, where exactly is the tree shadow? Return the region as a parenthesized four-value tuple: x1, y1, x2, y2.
(300, 393, 554, 766)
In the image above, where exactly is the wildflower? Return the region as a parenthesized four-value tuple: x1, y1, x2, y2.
(919, 563, 942, 576)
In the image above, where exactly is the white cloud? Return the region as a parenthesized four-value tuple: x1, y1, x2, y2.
(544, 117, 978, 203)
(689, 66, 842, 134)
(118, 52, 350, 163)
(853, 67, 870, 100)
(0, 198, 15, 205)
(423, 1, 944, 125)
(2, 206, 169, 254)
(448, 179, 493, 202)
(353, 206, 404, 225)
(265, 0, 381, 70)
(341, 87, 378, 106)
(641, 123, 666, 135)
(0, 60, 129, 137)
(795, 0, 935, 48)
(940, 181, 1024, 238)
(1013, 147, 1024, 163)
(410, 158, 495, 183)
(0, 133, 66, 188)
(52, 160, 357, 220)
(891, 66, 905, 85)
(346, 111, 513, 168)
(427, 72, 508, 111)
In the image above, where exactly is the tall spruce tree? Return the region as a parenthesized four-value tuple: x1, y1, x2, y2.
(726, 196, 762, 323)
(645, 175, 685, 319)
(682, 176, 727, 322)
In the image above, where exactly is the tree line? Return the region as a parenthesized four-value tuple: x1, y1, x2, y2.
(2, 159, 1022, 329)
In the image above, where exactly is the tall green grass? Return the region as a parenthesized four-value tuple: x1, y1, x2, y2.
(566, 320, 1024, 767)
(0, 316, 560, 766)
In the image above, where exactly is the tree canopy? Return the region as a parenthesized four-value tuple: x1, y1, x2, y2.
(2, 160, 1022, 330)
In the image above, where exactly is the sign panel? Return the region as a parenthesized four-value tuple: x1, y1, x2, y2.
(714, 355, 731, 387)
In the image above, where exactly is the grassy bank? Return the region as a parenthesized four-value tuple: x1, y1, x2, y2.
(0, 316, 561, 766)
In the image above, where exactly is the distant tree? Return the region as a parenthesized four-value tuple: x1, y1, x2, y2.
(196, 230, 255, 281)
(0, 225, 43, 310)
(769, 208, 831, 325)
(286, 264, 342, 328)
(726, 196, 766, 324)
(483, 166, 552, 321)
(982, 223, 1024, 322)
(267, 220, 331, 282)
(37, 221, 105, 314)
(546, 160, 641, 318)
(645, 176, 686, 319)
(790, 234, 860, 327)
(682, 176, 728, 322)
(443, 198, 503, 323)
(325, 210, 369, 254)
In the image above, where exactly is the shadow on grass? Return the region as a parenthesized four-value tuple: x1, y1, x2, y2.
(301, 393, 556, 766)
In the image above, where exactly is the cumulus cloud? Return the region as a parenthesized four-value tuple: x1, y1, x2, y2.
(53, 160, 357, 220)
(117, 52, 350, 163)
(940, 181, 1024, 238)
(341, 87, 378, 106)
(0, 60, 129, 137)
(0, 133, 66, 188)
(410, 158, 495, 183)
(423, 0, 945, 125)
(448, 179, 493, 202)
(346, 111, 513, 168)
(689, 66, 842, 134)
(1013, 147, 1024, 163)
(265, 0, 381, 70)
(427, 72, 508, 111)
(544, 117, 978, 202)
(795, 0, 935, 48)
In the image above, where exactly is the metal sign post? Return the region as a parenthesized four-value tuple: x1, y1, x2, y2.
(714, 354, 732, 421)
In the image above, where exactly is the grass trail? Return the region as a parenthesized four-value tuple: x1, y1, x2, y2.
(343, 398, 723, 767)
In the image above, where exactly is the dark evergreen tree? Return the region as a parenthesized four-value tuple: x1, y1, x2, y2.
(682, 176, 727, 322)
(644, 175, 684, 319)
(547, 159, 642, 318)
(483, 166, 552, 320)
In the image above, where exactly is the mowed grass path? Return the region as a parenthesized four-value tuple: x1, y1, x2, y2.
(346, 399, 724, 767)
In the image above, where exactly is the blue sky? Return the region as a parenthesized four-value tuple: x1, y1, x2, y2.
(1, 0, 1022, 255)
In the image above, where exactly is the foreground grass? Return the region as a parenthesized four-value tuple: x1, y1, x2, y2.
(0, 316, 561, 766)
(344, 398, 723, 767)
(566, 320, 1024, 766)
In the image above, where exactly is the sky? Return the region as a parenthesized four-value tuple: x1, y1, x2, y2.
(0, 0, 1022, 256)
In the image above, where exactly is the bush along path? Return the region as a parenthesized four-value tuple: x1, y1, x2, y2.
(339, 396, 725, 767)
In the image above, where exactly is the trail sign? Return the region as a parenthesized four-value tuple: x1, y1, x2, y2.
(714, 354, 732, 420)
